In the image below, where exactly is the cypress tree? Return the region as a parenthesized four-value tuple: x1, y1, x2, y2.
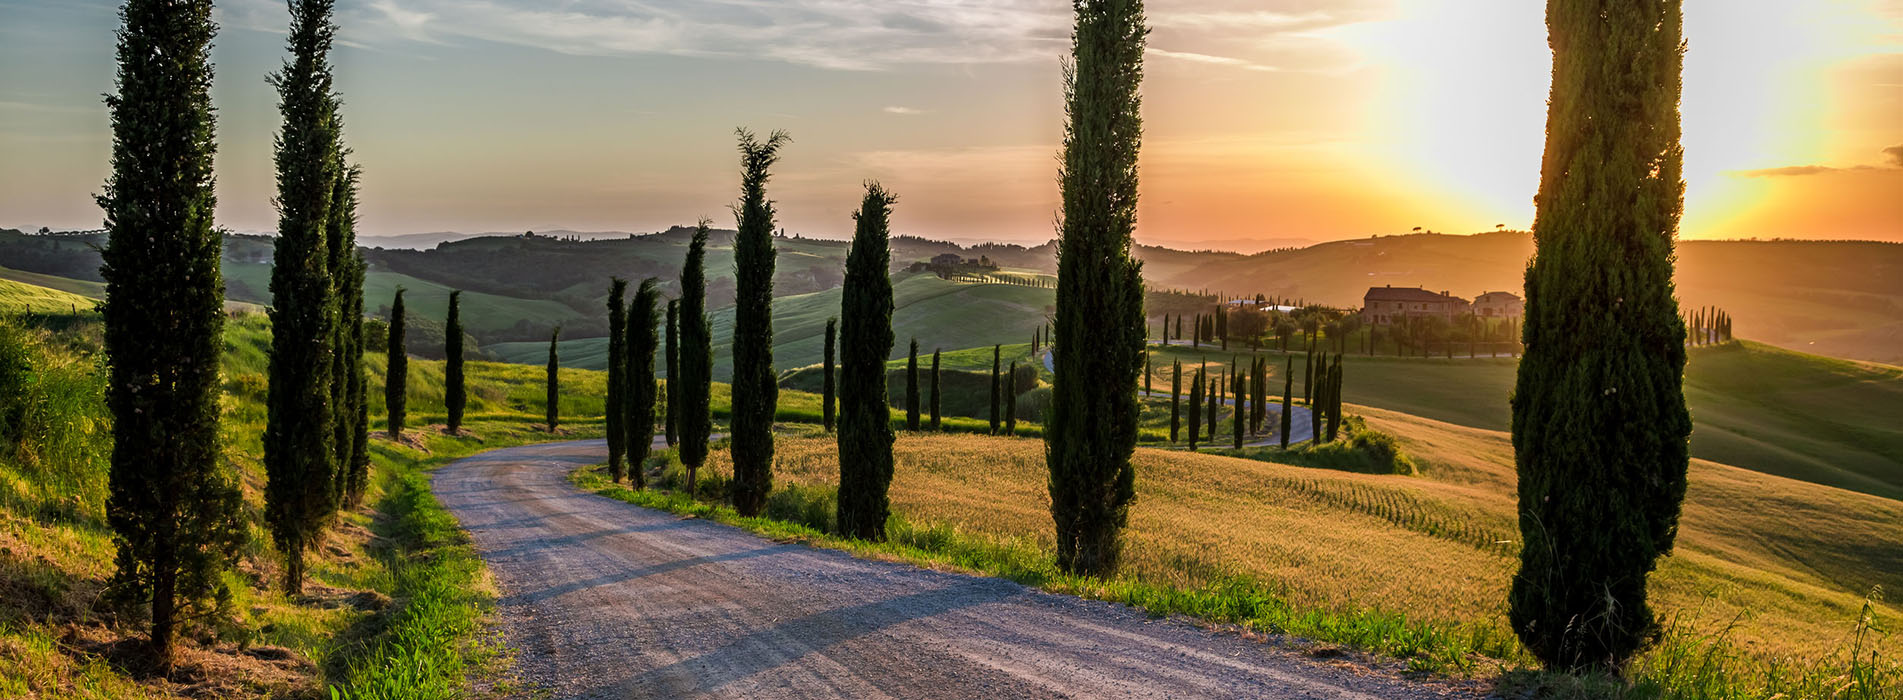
(1207, 372, 1219, 441)
(1187, 367, 1202, 449)
(664, 299, 678, 446)
(1279, 358, 1293, 448)
(837, 183, 897, 541)
(1044, 0, 1148, 579)
(822, 317, 836, 432)
(1327, 355, 1344, 442)
(1169, 360, 1181, 442)
(1192, 313, 1200, 347)
(605, 278, 627, 481)
(1231, 364, 1244, 449)
(1511, 0, 1691, 672)
(444, 291, 465, 433)
(1302, 346, 1314, 404)
(1310, 352, 1327, 443)
(677, 222, 715, 489)
(627, 279, 661, 490)
(264, 0, 341, 596)
(384, 289, 406, 438)
(98, 0, 242, 668)
(930, 349, 942, 430)
(328, 164, 368, 507)
(1005, 361, 1019, 435)
(989, 344, 1002, 434)
(729, 129, 788, 517)
(545, 327, 560, 432)
(905, 339, 921, 430)
(1143, 352, 1151, 394)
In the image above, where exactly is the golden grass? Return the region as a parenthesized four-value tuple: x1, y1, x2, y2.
(745, 408, 1900, 663)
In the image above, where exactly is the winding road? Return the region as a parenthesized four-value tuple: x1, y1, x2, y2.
(434, 439, 1467, 699)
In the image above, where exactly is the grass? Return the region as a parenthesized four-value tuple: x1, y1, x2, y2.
(1144, 340, 1903, 500)
(574, 422, 1898, 697)
(493, 273, 1054, 378)
(1, 309, 607, 698)
(0, 278, 96, 316)
(223, 261, 590, 336)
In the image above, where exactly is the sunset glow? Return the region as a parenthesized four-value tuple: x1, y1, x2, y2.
(1, 0, 1897, 245)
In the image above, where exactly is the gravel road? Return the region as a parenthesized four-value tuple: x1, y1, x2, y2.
(434, 439, 1474, 699)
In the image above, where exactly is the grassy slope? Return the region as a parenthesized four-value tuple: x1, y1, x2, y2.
(492, 274, 1055, 379)
(668, 416, 1900, 665)
(0, 278, 96, 315)
(1, 311, 608, 699)
(1145, 341, 1903, 500)
(223, 261, 588, 335)
(0, 267, 107, 299)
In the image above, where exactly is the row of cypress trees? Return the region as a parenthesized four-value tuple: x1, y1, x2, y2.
(262, 0, 376, 597)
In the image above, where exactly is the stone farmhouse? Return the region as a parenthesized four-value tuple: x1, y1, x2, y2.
(1360, 286, 1470, 325)
(1472, 290, 1525, 318)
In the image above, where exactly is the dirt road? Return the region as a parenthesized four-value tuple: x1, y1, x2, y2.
(434, 439, 1471, 699)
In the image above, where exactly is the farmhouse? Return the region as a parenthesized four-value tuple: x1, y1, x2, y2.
(1360, 286, 1469, 325)
(1472, 291, 1524, 318)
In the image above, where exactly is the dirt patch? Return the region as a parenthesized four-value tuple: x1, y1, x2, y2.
(59, 623, 323, 699)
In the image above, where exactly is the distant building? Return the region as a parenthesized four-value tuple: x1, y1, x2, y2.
(1360, 286, 1469, 325)
(931, 252, 964, 266)
(1472, 291, 1523, 318)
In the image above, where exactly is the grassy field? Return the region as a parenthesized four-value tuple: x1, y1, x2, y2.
(0, 266, 107, 299)
(1145, 341, 1903, 500)
(0, 278, 96, 315)
(580, 410, 1899, 697)
(0, 309, 608, 698)
(492, 273, 1055, 378)
(222, 260, 590, 336)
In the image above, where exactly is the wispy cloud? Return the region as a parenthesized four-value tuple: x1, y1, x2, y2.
(1735, 145, 1903, 177)
(209, 0, 1381, 72)
(883, 106, 927, 116)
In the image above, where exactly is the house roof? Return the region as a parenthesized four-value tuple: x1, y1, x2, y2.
(1475, 291, 1521, 302)
(1363, 286, 1465, 303)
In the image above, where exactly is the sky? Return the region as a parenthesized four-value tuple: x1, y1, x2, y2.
(1, 0, 1899, 247)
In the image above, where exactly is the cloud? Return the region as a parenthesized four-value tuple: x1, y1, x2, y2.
(1734, 145, 1903, 177)
(882, 106, 926, 116)
(209, 0, 1382, 73)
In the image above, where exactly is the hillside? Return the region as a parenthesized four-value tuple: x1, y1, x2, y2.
(490, 273, 1055, 379)
(1140, 232, 1903, 365)
(1149, 341, 1903, 500)
(0, 277, 94, 315)
(721, 410, 1901, 666)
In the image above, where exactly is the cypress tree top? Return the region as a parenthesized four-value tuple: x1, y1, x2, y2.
(677, 221, 715, 473)
(836, 182, 898, 541)
(728, 128, 788, 517)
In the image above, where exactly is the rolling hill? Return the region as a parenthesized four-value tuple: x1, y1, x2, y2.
(1148, 341, 1903, 500)
(491, 273, 1054, 379)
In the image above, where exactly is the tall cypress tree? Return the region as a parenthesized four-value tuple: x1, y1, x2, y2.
(989, 344, 1002, 434)
(384, 288, 406, 438)
(1005, 361, 1019, 435)
(444, 291, 465, 433)
(905, 339, 921, 430)
(605, 278, 628, 482)
(1169, 360, 1181, 442)
(664, 299, 678, 446)
(837, 183, 898, 541)
(1187, 367, 1202, 449)
(627, 279, 661, 490)
(677, 222, 715, 489)
(1279, 357, 1293, 449)
(729, 129, 787, 517)
(545, 327, 560, 432)
(1511, 0, 1691, 672)
(328, 162, 367, 508)
(822, 318, 836, 432)
(930, 348, 942, 430)
(1232, 366, 1244, 449)
(1310, 352, 1327, 443)
(98, 0, 242, 668)
(263, 0, 341, 596)
(1206, 372, 1219, 442)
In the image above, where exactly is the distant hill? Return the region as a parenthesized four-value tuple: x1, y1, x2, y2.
(5, 226, 1900, 364)
(1135, 232, 1903, 365)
